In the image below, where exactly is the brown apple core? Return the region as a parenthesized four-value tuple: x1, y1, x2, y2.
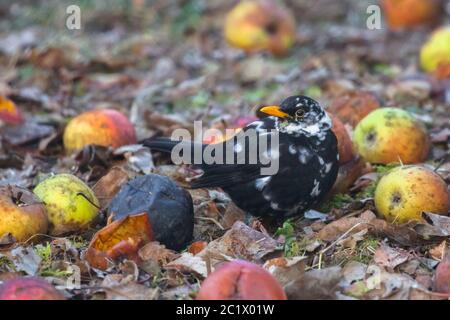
(365, 131, 377, 145)
(391, 192, 402, 206)
(265, 21, 278, 35)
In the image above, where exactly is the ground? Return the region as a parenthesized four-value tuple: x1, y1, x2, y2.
(0, 0, 449, 300)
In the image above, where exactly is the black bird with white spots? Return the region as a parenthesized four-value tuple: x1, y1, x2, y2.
(143, 95, 339, 218)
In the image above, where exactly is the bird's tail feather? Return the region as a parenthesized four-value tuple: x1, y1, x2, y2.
(141, 137, 183, 153)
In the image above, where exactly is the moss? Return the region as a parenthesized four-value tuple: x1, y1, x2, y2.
(320, 193, 353, 212)
(352, 237, 380, 264)
(35, 243, 52, 262)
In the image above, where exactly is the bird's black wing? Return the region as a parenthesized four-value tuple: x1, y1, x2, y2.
(190, 118, 278, 189)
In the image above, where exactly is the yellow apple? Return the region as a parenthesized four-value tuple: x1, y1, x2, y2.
(374, 166, 450, 224)
(33, 174, 100, 235)
(420, 27, 450, 73)
(224, 0, 296, 56)
(0, 186, 48, 242)
(353, 108, 429, 165)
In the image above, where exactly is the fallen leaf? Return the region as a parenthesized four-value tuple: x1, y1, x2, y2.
(374, 244, 411, 270)
(413, 212, 450, 239)
(198, 221, 279, 264)
(284, 266, 342, 300)
(7, 246, 41, 276)
(263, 256, 307, 286)
(317, 210, 376, 242)
(165, 252, 208, 278)
(138, 241, 178, 266)
(93, 166, 131, 208)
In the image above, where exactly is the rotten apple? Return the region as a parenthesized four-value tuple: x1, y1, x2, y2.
(108, 174, 194, 251)
(0, 186, 48, 243)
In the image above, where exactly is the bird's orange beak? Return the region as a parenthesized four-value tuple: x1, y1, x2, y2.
(259, 106, 290, 119)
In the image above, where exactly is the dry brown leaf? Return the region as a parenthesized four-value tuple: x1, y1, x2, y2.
(263, 256, 307, 286)
(317, 210, 376, 242)
(374, 244, 411, 270)
(93, 167, 131, 208)
(138, 241, 178, 266)
(198, 221, 279, 264)
(284, 266, 342, 300)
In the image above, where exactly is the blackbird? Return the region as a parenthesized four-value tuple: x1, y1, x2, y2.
(143, 95, 339, 218)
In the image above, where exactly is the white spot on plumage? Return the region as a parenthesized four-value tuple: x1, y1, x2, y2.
(298, 147, 311, 164)
(289, 145, 297, 154)
(271, 202, 280, 210)
(255, 176, 271, 191)
(310, 179, 321, 197)
(234, 143, 242, 153)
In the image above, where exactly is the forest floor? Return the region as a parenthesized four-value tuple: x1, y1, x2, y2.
(0, 0, 449, 300)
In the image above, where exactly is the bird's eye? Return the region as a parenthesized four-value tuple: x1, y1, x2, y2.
(295, 109, 305, 120)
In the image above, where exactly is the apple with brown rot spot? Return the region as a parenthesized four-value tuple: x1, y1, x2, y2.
(33, 173, 100, 236)
(0, 186, 48, 243)
(224, 0, 296, 56)
(374, 165, 450, 224)
(353, 108, 430, 165)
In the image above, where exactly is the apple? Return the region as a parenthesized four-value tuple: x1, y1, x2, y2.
(203, 116, 257, 144)
(63, 108, 137, 153)
(328, 113, 354, 165)
(353, 108, 429, 165)
(196, 260, 287, 300)
(420, 27, 450, 73)
(435, 254, 450, 293)
(381, 0, 441, 30)
(33, 174, 100, 235)
(224, 0, 296, 56)
(0, 96, 23, 125)
(328, 91, 380, 128)
(374, 166, 450, 224)
(0, 186, 48, 242)
(0, 277, 64, 300)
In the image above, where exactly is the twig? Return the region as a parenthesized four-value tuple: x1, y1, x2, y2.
(317, 222, 363, 269)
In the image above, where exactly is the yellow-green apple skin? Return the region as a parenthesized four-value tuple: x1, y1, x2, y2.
(375, 166, 450, 224)
(224, 0, 296, 56)
(353, 108, 429, 165)
(0, 186, 48, 242)
(33, 174, 100, 235)
(420, 27, 450, 72)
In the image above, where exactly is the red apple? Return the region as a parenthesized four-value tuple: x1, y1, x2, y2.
(63, 108, 137, 153)
(197, 260, 287, 300)
(0, 277, 64, 300)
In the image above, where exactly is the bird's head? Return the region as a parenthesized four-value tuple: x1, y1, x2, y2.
(259, 95, 332, 138)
